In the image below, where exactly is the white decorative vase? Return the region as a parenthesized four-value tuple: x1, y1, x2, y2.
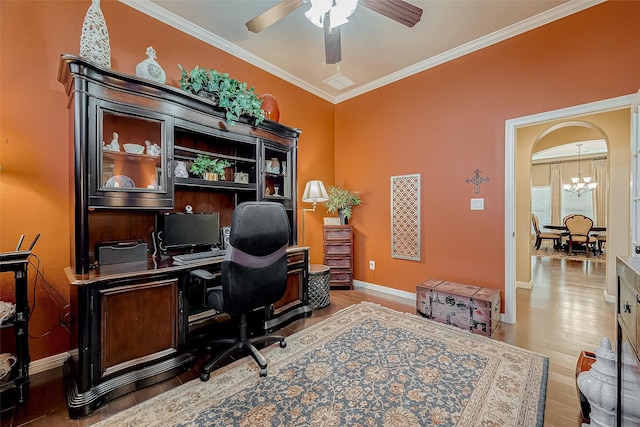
(577, 337, 617, 427)
(79, 0, 111, 68)
(136, 47, 166, 84)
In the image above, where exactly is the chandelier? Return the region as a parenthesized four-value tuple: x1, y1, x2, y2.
(305, 0, 359, 29)
(563, 143, 597, 197)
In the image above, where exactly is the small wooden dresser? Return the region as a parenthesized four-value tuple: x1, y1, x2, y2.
(322, 225, 354, 289)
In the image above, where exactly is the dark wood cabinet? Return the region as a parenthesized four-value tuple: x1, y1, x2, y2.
(99, 278, 179, 378)
(63, 248, 309, 418)
(58, 55, 310, 418)
(323, 225, 354, 289)
(616, 256, 640, 426)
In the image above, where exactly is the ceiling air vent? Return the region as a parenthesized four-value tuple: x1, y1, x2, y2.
(323, 73, 356, 91)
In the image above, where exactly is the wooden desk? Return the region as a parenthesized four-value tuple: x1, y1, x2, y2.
(63, 247, 310, 418)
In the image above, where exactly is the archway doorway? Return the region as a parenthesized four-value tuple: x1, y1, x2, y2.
(503, 95, 634, 324)
(521, 121, 610, 290)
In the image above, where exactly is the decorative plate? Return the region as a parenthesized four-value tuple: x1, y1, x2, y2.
(105, 175, 135, 188)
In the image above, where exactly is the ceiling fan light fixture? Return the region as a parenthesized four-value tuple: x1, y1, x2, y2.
(306, 0, 359, 29)
(305, 0, 333, 28)
(330, 0, 359, 28)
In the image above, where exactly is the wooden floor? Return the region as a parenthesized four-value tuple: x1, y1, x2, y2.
(0, 256, 614, 426)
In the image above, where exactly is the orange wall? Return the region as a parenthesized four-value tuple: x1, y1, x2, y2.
(2, 1, 640, 361)
(0, 0, 334, 360)
(335, 1, 640, 296)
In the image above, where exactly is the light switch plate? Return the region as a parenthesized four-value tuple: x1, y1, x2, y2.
(471, 198, 484, 210)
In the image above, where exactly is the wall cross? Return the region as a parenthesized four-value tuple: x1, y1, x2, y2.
(466, 169, 490, 194)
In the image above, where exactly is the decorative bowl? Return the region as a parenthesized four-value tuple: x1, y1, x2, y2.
(123, 144, 145, 154)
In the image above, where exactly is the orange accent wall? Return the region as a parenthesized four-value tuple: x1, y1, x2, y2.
(1, 0, 640, 361)
(335, 1, 640, 297)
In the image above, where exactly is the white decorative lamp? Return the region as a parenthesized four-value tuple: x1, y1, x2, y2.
(301, 180, 329, 246)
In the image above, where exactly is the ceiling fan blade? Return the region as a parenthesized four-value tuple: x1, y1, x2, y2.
(359, 0, 423, 28)
(324, 15, 341, 64)
(246, 0, 304, 33)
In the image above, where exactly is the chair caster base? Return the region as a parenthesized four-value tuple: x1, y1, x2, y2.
(280, 340, 286, 348)
(259, 368, 267, 377)
(200, 372, 210, 382)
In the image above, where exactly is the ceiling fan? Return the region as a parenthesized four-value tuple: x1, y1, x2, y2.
(246, 0, 423, 64)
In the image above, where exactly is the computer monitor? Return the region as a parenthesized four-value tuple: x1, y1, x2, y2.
(156, 212, 221, 252)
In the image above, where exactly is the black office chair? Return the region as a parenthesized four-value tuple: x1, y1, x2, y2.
(200, 202, 289, 380)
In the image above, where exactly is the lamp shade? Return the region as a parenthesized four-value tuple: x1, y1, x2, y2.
(302, 180, 329, 203)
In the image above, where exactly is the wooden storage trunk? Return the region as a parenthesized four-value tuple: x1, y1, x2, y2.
(416, 278, 501, 337)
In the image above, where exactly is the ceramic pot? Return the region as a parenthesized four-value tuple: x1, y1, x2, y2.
(259, 94, 280, 122)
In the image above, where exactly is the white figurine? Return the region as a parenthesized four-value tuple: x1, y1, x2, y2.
(108, 132, 120, 151)
(145, 140, 161, 156)
(174, 161, 189, 178)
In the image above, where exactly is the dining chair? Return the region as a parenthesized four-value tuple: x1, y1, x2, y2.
(564, 214, 597, 257)
(531, 214, 562, 250)
(595, 234, 606, 255)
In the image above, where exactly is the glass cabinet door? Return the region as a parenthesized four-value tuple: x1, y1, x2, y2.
(261, 143, 291, 201)
(90, 100, 173, 208)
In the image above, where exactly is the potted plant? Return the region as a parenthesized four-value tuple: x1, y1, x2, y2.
(325, 184, 361, 224)
(190, 154, 231, 181)
(178, 65, 265, 126)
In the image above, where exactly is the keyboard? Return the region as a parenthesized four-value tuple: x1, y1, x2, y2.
(172, 249, 226, 263)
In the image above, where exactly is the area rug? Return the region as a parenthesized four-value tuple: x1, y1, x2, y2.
(533, 243, 605, 263)
(94, 302, 549, 427)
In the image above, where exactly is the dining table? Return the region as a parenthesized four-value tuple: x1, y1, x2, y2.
(543, 224, 606, 255)
(543, 224, 606, 232)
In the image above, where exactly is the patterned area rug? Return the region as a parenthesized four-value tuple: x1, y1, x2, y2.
(533, 243, 606, 262)
(94, 302, 549, 427)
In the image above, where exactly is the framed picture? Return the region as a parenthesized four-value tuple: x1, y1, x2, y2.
(323, 217, 341, 225)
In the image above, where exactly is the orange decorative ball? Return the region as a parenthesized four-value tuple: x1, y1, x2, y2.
(259, 94, 280, 122)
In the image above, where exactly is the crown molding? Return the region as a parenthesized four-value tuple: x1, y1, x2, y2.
(120, 0, 604, 105)
(119, 0, 336, 102)
(335, 0, 605, 103)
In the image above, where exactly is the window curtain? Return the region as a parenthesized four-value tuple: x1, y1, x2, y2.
(550, 163, 562, 225)
(592, 158, 608, 226)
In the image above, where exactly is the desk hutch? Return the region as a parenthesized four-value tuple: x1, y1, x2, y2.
(58, 55, 310, 418)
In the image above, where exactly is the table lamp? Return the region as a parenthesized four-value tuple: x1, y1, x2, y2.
(301, 180, 329, 246)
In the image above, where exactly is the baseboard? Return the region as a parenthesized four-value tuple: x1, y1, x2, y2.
(516, 280, 533, 290)
(30, 352, 69, 375)
(353, 280, 416, 301)
(603, 290, 616, 304)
